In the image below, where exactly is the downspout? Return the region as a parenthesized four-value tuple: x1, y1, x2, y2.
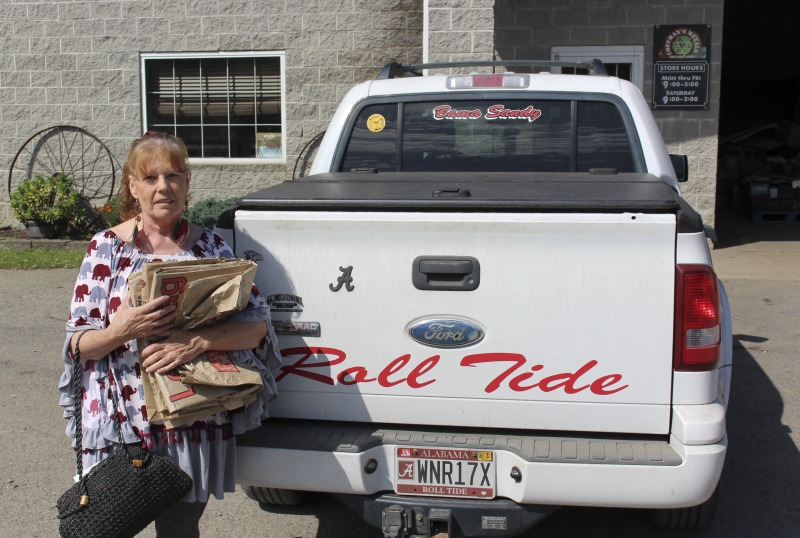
(423, 0, 429, 72)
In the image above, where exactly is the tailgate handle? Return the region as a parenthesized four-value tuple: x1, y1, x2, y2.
(433, 188, 471, 197)
(412, 256, 480, 291)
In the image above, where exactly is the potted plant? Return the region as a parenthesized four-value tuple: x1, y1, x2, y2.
(9, 173, 88, 239)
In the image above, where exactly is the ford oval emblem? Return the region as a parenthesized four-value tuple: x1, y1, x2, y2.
(408, 318, 485, 349)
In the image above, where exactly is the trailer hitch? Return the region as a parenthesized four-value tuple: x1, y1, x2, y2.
(381, 505, 452, 538)
(428, 508, 452, 537)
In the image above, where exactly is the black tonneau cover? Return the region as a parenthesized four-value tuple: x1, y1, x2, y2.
(238, 172, 681, 213)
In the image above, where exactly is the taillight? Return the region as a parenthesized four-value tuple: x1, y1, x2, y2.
(446, 74, 530, 89)
(674, 265, 721, 371)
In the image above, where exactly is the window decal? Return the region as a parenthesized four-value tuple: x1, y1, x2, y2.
(367, 114, 386, 133)
(433, 104, 542, 123)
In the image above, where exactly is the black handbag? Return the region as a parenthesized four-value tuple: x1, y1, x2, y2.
(57, 331, 194, 538)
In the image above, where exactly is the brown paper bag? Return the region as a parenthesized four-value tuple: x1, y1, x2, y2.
(130, 258, 262, 424)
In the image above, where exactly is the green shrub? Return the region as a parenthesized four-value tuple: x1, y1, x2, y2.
(9, 174, 89, 236)
(188, 197, 238, 228)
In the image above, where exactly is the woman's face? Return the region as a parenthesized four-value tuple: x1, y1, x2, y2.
(128, 153, 189, 226)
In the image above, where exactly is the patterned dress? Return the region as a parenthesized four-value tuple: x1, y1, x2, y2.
(59, 228, 280, 503)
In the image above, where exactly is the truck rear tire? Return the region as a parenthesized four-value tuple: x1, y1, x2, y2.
(649, 487, 718, 529)
(242, 485, 307, 507)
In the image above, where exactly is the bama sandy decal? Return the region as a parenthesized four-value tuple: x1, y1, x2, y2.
(276, 347, 628, 396)
(433, 104, 542, 123)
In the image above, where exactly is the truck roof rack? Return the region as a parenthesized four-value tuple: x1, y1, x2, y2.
(376, 59, 608, 80)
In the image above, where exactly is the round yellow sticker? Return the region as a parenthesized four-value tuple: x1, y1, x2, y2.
(367, 114, 386, 133)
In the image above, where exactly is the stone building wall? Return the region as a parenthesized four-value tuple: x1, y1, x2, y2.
(492, 0, 725, 226)
(1, 0, 726, 229)
(0, 0, 423, 228)
(426, 0, 496, 64)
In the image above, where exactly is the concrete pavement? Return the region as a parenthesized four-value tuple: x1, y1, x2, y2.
(0, 210, 798, 537)
(712, 209, 800, 281)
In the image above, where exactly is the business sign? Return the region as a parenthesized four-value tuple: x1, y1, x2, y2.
(652, 25, 711, 110)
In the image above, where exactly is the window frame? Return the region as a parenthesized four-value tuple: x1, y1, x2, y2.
(140, 51, 287, 164)
(551, 45, 645, 91)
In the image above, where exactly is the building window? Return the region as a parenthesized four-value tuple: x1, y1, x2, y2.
(141, 52, 285, 161)
(551, 46, 645, 91)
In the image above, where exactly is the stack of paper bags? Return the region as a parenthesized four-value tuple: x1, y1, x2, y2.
(130, 258, 262, 428)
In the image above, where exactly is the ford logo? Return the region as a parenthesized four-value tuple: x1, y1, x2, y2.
(408, 318, 485, 349)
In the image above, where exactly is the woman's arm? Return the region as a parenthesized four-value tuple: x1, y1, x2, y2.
(140, 319, 269, 374)
(69, 294, 177, 361)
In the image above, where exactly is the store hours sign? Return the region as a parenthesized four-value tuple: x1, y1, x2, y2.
(652, 25, 711, 110)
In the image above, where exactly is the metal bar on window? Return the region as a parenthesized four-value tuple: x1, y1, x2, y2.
(226, 59, 231, 158)
(199, 60, 205, 158)
(396, 102, 404, 171)
(171, 60, 178, 138)
(569, 100, 578, 172)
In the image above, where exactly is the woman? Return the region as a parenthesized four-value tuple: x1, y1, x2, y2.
(59, 132, 280, 536)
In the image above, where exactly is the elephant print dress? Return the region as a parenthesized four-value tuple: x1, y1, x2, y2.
(59, 228, 281, 503)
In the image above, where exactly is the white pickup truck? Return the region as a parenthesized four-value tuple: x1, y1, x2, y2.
(218, 60, 732, 537)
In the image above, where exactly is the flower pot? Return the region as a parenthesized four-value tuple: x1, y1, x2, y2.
(25, 220, 63, 239)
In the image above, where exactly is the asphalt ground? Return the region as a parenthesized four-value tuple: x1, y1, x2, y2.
(0, 211, 798, 537)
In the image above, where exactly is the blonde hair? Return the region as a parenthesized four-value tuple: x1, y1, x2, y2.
(119, 132, 192, 220)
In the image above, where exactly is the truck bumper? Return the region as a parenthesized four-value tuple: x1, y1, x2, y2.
(236, 419, 726, 510)
(333, 493, 558, 538)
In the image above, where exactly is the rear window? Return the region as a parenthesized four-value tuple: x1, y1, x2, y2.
(340, 100, 637, 173)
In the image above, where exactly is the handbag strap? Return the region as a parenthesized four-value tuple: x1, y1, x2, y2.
(71, 332, 144, 497)
(70, 330, 89, 501)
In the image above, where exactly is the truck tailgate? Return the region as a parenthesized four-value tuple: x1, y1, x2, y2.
(235, 209, 677, 435)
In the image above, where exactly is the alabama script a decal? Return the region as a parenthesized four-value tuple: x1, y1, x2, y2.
(329, 266, 354, 292)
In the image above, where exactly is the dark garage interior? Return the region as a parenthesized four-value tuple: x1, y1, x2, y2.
(717, 0, 800, 240)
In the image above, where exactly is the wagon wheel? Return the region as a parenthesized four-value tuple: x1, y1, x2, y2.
(292, 131, 325, 179)
(8, 125, 117, 227)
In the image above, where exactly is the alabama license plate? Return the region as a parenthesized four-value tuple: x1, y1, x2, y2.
(394, 447, 495, 499)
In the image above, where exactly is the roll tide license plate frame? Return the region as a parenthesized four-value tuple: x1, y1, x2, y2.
(394, 447, 496, 499)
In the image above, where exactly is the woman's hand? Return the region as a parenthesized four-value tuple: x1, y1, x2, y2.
(139, 319, 267, 375)
(140, 329, 205, 374)
(110, 293, 177, 343)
